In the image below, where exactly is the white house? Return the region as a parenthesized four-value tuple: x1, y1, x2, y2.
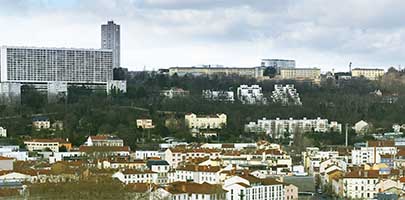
(134, 150, 160, 160)
(171, 165, 223, 184)
(224, 174, 285, 200)
(136, 119, 155, 129)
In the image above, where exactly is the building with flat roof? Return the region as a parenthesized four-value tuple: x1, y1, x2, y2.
(278, 68, 321, 83)
(101, 21, 120, 68)
(169, 66, 264, 78)
(0, 46, 113, 84)
(352, 68, 385, 80)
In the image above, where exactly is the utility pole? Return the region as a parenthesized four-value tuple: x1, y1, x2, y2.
(345, 123, 349, 147)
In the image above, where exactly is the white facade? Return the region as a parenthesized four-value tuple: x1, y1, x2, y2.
(202, 90, 235, 102)
(136, 119, 155, 129)
(171, 166, 222, 184)
(271, 84, 302, 106)
(112, 170, 158, 184)
(0, 127, 6, 137)
(134, 150, 160, 160)
(107, 80, 127, 94)
(246, 117, 342, 139)
(224, 175, 285, 200)
(354, 120, 370, 134)
(261, 59, 296, 69)
(351, 147, 397, 165)
(185, 113, 227, 129)
(237, 85, 267, 104)
(0, 46, 113, 84)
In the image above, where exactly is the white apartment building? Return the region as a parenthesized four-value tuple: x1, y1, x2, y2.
(112, 169, 158, 184)
(0, 127, 6, 137)
(24, 139, 71, 152)
(202, 90, 235, 102)
(84, 135, 124, 147)
(237, 85, 267, 104)
(136, 119, 155, 129)
(224, 174, 285, 200)
(184, 113, 227, 129)
(245, 117, 342, 139)
(170, 165, 222, 184)
(134, 150, 160, 160)
(352, 68, 385, 80)
(164, 148, 220, 168)
(271, 84, 302, 106)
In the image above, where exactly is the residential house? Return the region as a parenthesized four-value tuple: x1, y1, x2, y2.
(237, 85, 267, 104)
(136, 119, 155, 129)
(354, 120, 370, 134)
(112, 169, 158, 184)
(32, 116, 50, 130)
(0, 127, 6, 137)
(159, 181, 227, 200)
(184, 113, 227, 129)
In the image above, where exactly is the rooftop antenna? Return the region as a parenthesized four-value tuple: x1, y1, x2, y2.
(349, 62, 352, 72)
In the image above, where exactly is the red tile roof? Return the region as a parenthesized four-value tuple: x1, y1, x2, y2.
(165, 182, 227, 194)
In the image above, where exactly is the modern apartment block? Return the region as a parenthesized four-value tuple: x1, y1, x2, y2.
(202, 90, 235, 102)
(101, 21, 120, 68)
(271, 84, 302, 106)
(245, 117, 342, 138)
(237, 85, 267, 104)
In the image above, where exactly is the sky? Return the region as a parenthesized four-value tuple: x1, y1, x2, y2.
(0, 0, 405, 71)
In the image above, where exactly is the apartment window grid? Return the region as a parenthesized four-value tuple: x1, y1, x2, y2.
(6, 48, 112, 83)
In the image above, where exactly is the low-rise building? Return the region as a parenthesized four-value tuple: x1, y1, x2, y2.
(353, 120, 370, 134)
(278, 68, 321, 83)
(112, 169, 158, 184)
(134, 150, 160, 160)
(32, 116, 51, 130)
(224, 174, 286, 200)
(147, 160, 170, 185)
(24, 139, 72, 152)
(352, 68, 385, 80)
(185, 113, 227, 130)
(171, 165, 222, 184)
(84, 135, 124, 147)
(351, 140, 397, 165)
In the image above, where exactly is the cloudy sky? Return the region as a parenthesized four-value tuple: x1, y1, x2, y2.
(0, 0, 404, 71)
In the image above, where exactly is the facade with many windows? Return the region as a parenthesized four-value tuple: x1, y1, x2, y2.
(0, 46, 113, 84)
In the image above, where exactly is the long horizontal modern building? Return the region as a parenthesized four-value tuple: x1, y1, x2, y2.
(0, 46, 113, 84)
(168, 66, 264, 78)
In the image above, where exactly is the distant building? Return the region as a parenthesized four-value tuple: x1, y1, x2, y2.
(202, 90, 234, 102)
(245, 117, 342, 139)
(169, 66, 264, 78)
(112, 169, 158, 184)
(107, 80, 127, 94)
(352, 68, 385, 80)
(101, 20, 120, 68)
(24, 139, 72, 152)
(160, 88, 190, 99)
(261, 59, 296, 74)
(84, 135, 124, 147)
(159, 182, 227, 200)
(237, 85, 267, 104)
(32, 116, 51, 130)
(224, 174, 286, 200)
(278, 68, 321, 83)
(184, 113, 227, 129)
(271, 84, 302, 106)
(0, 127, 6, 137)
(136, 119, 155, 129)
(353, 120, 370, 134)
(0, 156, 14, 171)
